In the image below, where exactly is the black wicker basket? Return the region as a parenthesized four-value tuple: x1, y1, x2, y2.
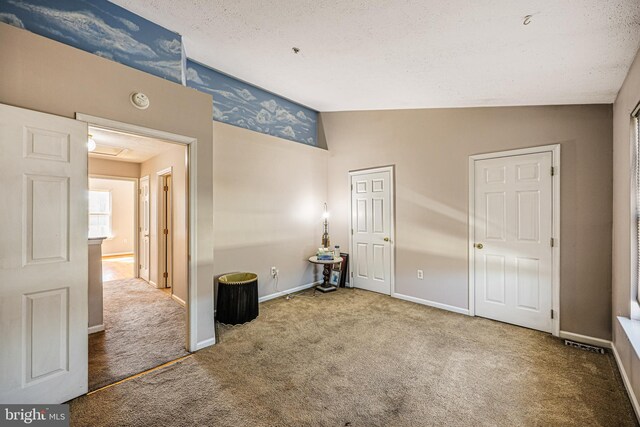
(216, 273, 259, 325)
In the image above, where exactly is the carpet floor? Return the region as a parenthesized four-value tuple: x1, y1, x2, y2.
(74, 288, 637, 426)
(88, 278, 189, 391)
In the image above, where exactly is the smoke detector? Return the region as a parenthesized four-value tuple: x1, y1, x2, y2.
(130, 92, 150, 110)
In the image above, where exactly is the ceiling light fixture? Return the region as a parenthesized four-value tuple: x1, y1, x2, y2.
(87, 135, 96, 152)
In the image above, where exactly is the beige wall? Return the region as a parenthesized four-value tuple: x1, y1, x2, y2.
(322, 104, 613, 339)
(89, 157, 140, 179)
(0, 24, 215, 347)
(213, 122, 329, 298)
(89, 178, 135, 256)
(141, 144, 188, 302)
(613, 46, 640, 405)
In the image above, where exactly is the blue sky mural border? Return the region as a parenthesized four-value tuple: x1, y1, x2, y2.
(186, 60, 318, 146)
(0, 0, 183, 83)
(0, 0, 319, 146)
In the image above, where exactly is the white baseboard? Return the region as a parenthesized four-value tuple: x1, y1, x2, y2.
(102, 252, 134, 257)
(149, 280, 160, 289)
(258, 281, 321, 303)
(195, 337, 216, 351)
(171, 294, 186, 307)
(612, 343, 640, 422)
(558, 331, 612, 349)
(88, 324, 105, 334)
(392, 293, 469, 315)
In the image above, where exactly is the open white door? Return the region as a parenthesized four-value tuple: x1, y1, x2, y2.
(139, 175, 150, 282)
(350, 168, 393, 295)
(0, 103, 88, 403)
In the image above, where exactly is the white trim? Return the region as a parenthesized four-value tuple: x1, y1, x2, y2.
(171, 293, 186, 307)
(148, 280, 158, 289)
(88, 324, 105, 334)
(258, 281, 321, 303)
(101, 251, 135, 257)
(156, 166, 173, 176)
(392, 292, 470, 315)
(77, 113, 201, 352)
(612, 343, 640, 422)
(195, 338, 216, 351)
(618, 316, 640, 358)
(468, 144, 561, 336)
(558, 331, 612, 349)
(348, 165, 395, 296)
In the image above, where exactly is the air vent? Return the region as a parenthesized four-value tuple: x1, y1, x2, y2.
(92, 145, 126, 157)
(564, 340, 605, 354)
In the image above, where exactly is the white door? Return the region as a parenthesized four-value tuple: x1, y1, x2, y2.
(139, 176, 150, 282)
(473, 152, 553, 332)
(350, 168, 393, 294)
(0, 103, 88, 403)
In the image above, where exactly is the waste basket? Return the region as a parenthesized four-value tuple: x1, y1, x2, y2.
(217, 272, 259, 324)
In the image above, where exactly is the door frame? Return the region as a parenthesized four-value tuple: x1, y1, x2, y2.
(348, 165, 396, 295)
(77, 113, 198, 352)
(88, 174, 139, 278)
(138, 175, 151, 282)
(468, 144, 560, 336)
(157, 167, 173, 292)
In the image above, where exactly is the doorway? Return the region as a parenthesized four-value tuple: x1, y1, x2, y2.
(349, 166, 395, 295)
(468, 145, 560, 335)
(158, 169, 173, 293)
(89, 176, 137, 282)
(85, 122, 191, 391)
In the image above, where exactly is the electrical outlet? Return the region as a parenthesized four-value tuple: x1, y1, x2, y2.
(271, 267, 277, 278)
(417, 269, 424, 280)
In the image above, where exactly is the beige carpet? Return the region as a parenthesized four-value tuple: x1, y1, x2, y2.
(88, 278, 189, 391)
(74, 288, 637, 426)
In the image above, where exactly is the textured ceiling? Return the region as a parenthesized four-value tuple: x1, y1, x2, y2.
(111, 0, 640, 111)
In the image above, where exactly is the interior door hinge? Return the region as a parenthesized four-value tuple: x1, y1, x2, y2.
(163, 272, 168, 278)
(163, 229, 168, 235)
(551, 166, 556, 176)
(164, 185, 169, 192)
(350, 271, 353, 278)
(351, 229, 354, 235)
(351, 184, 353, 191)
(550, 237, 555, 247)
(551, 309, 554, 319)
(138, 189, 142, 195)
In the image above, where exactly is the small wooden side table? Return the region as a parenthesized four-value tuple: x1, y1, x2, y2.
(308, 256, 343, 293)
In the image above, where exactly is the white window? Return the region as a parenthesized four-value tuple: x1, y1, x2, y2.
(633, 104, 640, 306)
(89, 190, 111, 238)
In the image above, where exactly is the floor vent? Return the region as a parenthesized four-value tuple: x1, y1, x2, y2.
(564, 340, 605, 354)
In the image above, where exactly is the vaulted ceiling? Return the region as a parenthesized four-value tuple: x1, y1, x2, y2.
(112, 0, 640, 111)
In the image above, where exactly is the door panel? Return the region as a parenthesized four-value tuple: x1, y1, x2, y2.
(139, 176, 150, 282)
(351, 170, 392, 295)
(474, 152, 553, 333)
(0, 103, 88, 403)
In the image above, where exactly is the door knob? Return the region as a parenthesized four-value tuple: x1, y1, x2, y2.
(384, 237, 390, 242)
(475, 243, 483, 249)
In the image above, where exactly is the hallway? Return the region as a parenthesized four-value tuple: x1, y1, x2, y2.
(89, 278, 188, 391)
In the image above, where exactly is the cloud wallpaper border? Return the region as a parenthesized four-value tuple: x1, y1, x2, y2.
(0, 0, 183, 83)
(187, 60, 318, 146)
(0, 0, 319, 146)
